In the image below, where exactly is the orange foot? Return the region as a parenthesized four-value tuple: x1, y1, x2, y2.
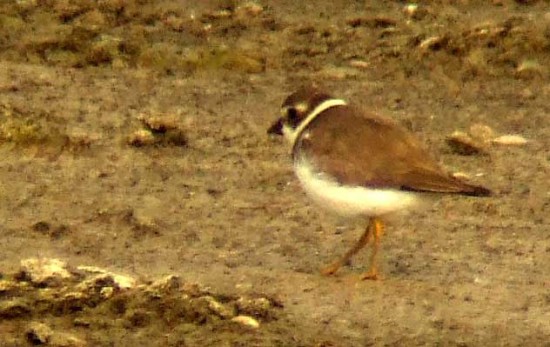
(320, 262, 342, 276)
(360, 269, 382, 281)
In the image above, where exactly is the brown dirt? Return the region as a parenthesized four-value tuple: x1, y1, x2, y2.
(1, 0, 549, 346)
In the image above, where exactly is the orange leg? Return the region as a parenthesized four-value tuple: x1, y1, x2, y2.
(320, 218, 374, 276)
(360, 217, 384, 280)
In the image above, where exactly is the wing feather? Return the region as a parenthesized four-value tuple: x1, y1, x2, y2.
(294, 106, 490, 196)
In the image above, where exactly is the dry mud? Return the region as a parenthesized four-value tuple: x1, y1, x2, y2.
(0, 1, 549, 346)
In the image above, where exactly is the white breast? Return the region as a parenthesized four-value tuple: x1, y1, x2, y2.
(294, 159, 418, 218)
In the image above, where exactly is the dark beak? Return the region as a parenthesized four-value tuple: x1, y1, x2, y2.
(267, 118, 283, 135)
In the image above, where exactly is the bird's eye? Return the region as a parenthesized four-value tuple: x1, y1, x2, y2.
(286, 107, 299, 126)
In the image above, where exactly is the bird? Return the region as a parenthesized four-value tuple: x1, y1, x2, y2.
(267, 87, 491, 280)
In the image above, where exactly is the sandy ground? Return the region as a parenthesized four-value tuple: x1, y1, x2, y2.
(0, 1, 549, 346)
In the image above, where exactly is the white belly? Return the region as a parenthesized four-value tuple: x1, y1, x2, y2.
(295, 160, 418, 218)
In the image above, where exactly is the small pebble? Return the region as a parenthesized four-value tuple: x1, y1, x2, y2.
(316, 66, 358, 80)
(26, 322, 53, 344)
(20, 258, 73, 286)
(76, 266, 136, 289)
(403, 4, 420, 18)
(203, 295, 235, 319)
(516, 59, 544, 78)
(235, 2, 264, 17)
(349, 60, 370, 69)
(446, 131, 487, 155)
(0, 300, 32, 318)
(231, 315, 260, 328)
(469, 123, 494, 142)
(149, 275, 181, 293)
(138, 114, 179, 132)
(404, 4, 418, 14)
(127, 129, 156, 147)
(491, 134, 528, 146)
(419, 36, 445, 51)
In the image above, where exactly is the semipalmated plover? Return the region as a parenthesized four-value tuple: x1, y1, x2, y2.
(268, 87, 491, 280)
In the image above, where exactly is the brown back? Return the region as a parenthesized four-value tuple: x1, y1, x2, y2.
(294, 105, 491, 196)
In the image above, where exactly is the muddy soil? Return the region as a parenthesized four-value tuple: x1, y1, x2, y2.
(0, 1, 549, 346)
